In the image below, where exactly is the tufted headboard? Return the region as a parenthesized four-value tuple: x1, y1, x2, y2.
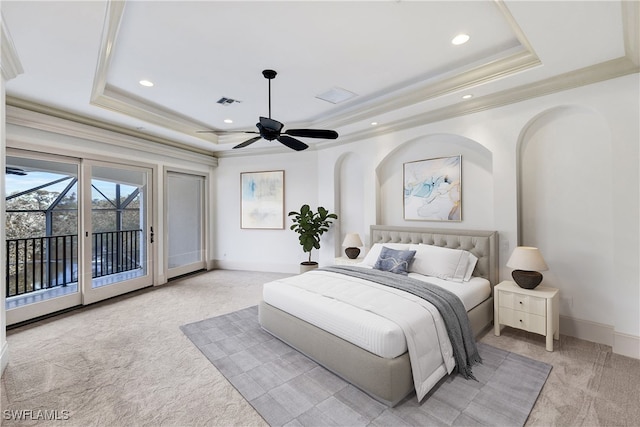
(370, 225, 499, 289)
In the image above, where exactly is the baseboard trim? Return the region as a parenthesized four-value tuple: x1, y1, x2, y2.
(560, 315, 639, 359)
(213, 260, 298, 274)
(613, 331, 640, 359)
(560, 315, 614, 346)
(1, 340, 8, 375)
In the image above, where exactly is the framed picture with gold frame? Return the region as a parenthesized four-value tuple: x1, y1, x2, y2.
(403, 155, 461, 221)
(241, 170, 285, 229)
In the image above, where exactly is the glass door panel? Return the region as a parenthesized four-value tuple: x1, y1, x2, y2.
(166, 172, 206, 279)
(5, 153, 82, 325)
(82, 162, 152, 304)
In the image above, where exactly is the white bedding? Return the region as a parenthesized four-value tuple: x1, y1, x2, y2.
(262, 266, 490, 359)
(262, 267, 490, 400)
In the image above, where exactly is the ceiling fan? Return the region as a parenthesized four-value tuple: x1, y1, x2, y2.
(5, 167, 27, 176)
(198, 69, 338, 151)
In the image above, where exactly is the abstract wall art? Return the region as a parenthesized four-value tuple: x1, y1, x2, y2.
(241, 170, 284, 229)
(403, 155, 461, 221)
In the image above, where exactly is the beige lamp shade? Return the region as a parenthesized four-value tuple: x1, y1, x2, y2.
(342, 233, 363, 259)
(507, 246, 548, 289)
(342, 233, 363, 248)
(506, 246, 549, 271)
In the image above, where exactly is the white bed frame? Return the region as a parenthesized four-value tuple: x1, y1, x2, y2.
(259, 225, 498, 406)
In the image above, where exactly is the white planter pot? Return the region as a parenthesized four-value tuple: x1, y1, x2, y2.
(299, 262, 318, 274)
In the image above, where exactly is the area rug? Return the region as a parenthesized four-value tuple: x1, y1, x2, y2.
(181, 306, 551, 427)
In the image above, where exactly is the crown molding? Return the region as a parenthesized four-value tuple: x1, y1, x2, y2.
(311, 0, 540, 131)
(1, 13, 24, 81)
(334, 55, 639, 146)
(5, 101, 218, 166)
(90, 0, 219, 144)
(622, 0, 639, 66)
(90, 0, 542, 147)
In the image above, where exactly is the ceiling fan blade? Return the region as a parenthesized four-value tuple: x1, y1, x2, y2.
(277, 135, 308, 151)
(233, 136, 262, 149)
(284, 129, 339, 139)
(196, 130, 259, 134)
(259, 116, 284, 132)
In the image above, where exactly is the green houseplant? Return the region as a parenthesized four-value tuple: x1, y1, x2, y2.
(288, 204, 338, 272)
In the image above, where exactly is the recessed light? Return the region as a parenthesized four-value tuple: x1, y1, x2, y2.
(224, 119, 233, 124)
(451, 34, 470, 45)
(371, 122, 378, 126)
(462, 94, 473, 99)
(139, 80, 154, 87)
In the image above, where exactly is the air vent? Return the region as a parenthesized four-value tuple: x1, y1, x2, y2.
(316, 87, 357, 104)
(216, 97, 241, 106)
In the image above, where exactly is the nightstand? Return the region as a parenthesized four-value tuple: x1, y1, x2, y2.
(334, 256, 362, 265)
(494, 280, 559, 351)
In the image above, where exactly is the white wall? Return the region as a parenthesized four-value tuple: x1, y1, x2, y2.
(216, 73, 639, 357)
(214, 150, 321, 273)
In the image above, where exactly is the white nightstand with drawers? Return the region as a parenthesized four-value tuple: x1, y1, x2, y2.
(494, 280, 560, 351)
(334, 256, 362, 265)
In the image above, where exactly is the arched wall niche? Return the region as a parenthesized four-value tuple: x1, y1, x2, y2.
(375, 133, 494, 228)
(516, 104, 613, 325)
(334, 151, 365, 257)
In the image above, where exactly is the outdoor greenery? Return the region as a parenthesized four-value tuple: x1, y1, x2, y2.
(5, 183, 142, 296)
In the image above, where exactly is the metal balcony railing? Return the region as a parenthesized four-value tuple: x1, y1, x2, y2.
(5, 230, 142, 298)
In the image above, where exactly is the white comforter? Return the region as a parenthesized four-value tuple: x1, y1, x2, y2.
(262, 269, 456, 400)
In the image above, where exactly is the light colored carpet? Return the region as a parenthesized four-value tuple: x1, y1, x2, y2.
(2, 269, 639, 426)
(181, 306, 551, 426)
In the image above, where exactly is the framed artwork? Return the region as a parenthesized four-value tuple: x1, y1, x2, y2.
(240, 170, 284, 229)
(403, 155, 461, 221)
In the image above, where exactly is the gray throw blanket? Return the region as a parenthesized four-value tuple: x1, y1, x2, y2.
(320, 265, 482, 379)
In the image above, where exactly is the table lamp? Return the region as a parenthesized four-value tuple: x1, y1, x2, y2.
(506, 246, 549, 289)
(342, 233, 363, 259)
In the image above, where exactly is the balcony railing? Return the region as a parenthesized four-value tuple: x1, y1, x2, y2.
(6, 230, 142, 298)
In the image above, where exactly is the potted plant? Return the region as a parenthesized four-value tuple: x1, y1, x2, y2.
(288, 204, 338, 273)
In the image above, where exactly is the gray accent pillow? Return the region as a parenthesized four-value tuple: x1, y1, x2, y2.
(374, 246, 416, 275)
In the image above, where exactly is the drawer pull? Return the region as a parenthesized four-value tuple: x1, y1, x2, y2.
(519, 319, 523, 322)
(519, 301, 523, 305)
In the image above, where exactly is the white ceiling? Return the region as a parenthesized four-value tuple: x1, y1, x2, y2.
(2, 1, 638, 157)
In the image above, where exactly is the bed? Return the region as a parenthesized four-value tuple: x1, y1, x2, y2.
(259, 225, 498, 406)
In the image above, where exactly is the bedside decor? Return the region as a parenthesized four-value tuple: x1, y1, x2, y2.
(507, 246, 549, 289)
(342, 232, 363, 259)
(240, 170, 284, 229)
(288, 204, 337, 273)
(403, 155, 461, 221)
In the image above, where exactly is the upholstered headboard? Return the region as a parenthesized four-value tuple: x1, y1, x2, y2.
(370, 225, 499, 288)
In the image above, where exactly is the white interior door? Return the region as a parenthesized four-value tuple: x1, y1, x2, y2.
(166, 171, 206, 279)
(82, 161, 153, 304)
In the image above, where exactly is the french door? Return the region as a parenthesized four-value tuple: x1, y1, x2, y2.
(5, 152, 82, 325)
(5, 152, 153, 324)
(82, 161, 153, 304)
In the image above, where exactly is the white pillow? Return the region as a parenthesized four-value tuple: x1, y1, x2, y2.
(361, 243, 410, 267)
(409, 244, 471, 282)
(464, 253, 478, 281)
